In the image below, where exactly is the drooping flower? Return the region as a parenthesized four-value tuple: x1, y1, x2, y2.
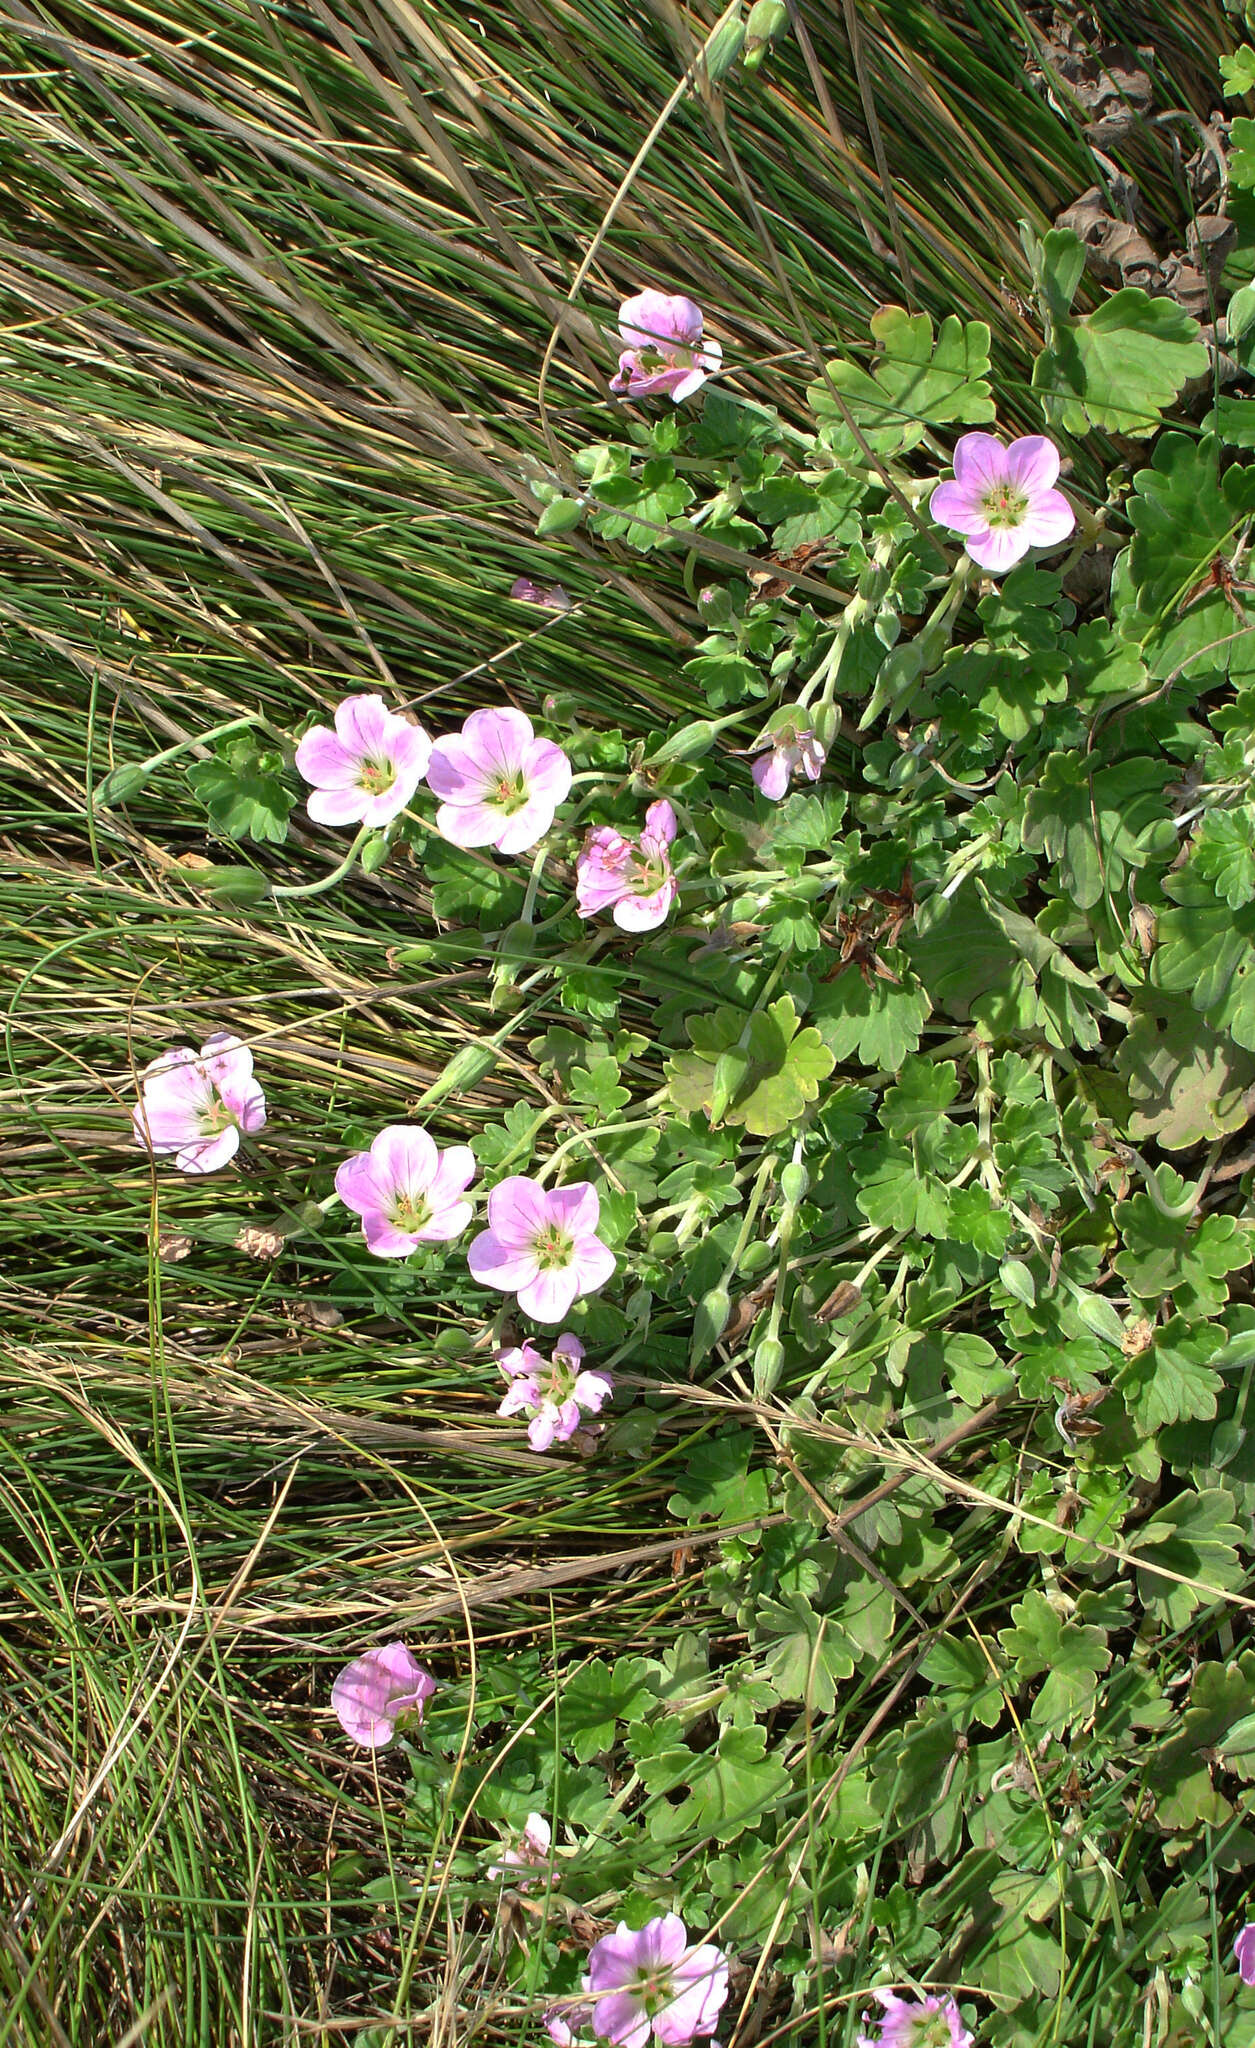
(511, 575, 573, 612)
(331, 1642, 435, 1749)
(295, 694, 431, 829)
(750, 721, 826, 801)
(425, 707, 572, 857)
(497, 1333, 614, 1451)
(1236, 1924, 1255, 1986)
(583, 1914, 729, 2048)
(487, 1810, 553, 1883)
(467, 1177, 615, 1324)
(929, 433, 1074, 575)
(132, 1032, 265, 1175)
(610, 291, 722, 404)
(576, 800, 678, 932)
(856, 1987, 973, 2048)
(545, 2006, 594, 2047)
(335, 1124, 476, 1258)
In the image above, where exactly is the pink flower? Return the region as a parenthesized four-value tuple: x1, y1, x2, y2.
(750, 722, 826, 801)
(132, 1033, 265, 1174)
(487, 1810, 552, 1883)
(425, 707, 572, 856)
(857, 1989, 973, 2048)
(331, 1642, 435, 1749)
(576, 801, 678, 932)
(498, 1333, 614, 1451)
(929, 433, 1074, 575)
(467, 1177, 615, 1324)
(1236, 1924, 1255, 1985)
(610, 291, 722, 404)
(585, 1914, 729, 2048)
(545, 2007, 594, 2046)
(335, 1125, 476, 1258)
(295, 695, 431, 829)
(511, 576, 573, 612)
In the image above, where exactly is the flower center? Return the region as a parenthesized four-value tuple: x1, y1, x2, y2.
(534, 1224, 573, 1271)
(980, 482, 1028, 530)
(198, 1091, 238, 1137)
(359, 755, 397, 796)
(491, 771, 529, 815)
(390, 1192, 431, 1232)
(633, 1966, 675, 2016)
(909, 2012, 954, 2048)
(634, 852, 668, 895)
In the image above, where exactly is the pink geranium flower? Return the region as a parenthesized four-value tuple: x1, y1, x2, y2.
(610, 291, 722, 404)
(132, 1032, 265, 1174)
(750, 721, 826, 801)
(425, 707, 572, 856)
(331, 1642, 435, 1749)
(1236, 1924, 1255, 1985)
(584, 1914, 729, 2048)
(335, 1124, 476, 1258)
(498, 1332, 614, 1451)
(857, 1989, 973, 2048)
(295, 695, 431, 829)
(511, 576, 573, 612)
(467, 1177, 615, 1323)
(576, 800, 678, 932)
(929, 433, 1074, 575)
(487, 1811, 553, 1883)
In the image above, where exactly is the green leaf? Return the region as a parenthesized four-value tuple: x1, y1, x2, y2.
(667, 1433, 770, 1525)
(1151, 869, 1255, 1050)
(1114, 1174, 1250, 1314)
(559, 1657, 655, 1762)
(1116, 1315, 1225, 1433)
(1116, 992, 1255, 1151)
(1127, 433, 1255, 619)
(854, 1138, 951, 1237)
(1128, 1487, 1245, 1628)
(1221, 46, 1255, 97)
(808, 305, 994, 455)
(665, 994, 834, 1137)
(1021, 753, 1173, 908)
(998, 1588, 1109, 1731)
(634, 1720, 791, 1844)
(1033, 288, 1208, 437)
(751, 1592, 856, 1709)
(1193, 805, 1255, 908)
(187, 737, 293, 844)
(809, 963, 931, 1068)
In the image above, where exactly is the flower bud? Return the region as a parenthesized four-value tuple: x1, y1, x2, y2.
(753, 1336, 785, 1397)
(536, 496, 584, 537)
(779, 1160, 809, 1208)
(702, 5, 747, 84)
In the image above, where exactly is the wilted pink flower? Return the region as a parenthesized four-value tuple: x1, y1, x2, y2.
(425, 707, 572, 856)
(584, 1914, 729, 2048)
(857, 1988, 973, 2048)
(576, 801, 678, 932)
(545, 2006, 594, 2047)
(498, 1333, 613, 1451)
(295, 695, 431, 829)
(335, 1124, 475, 1258)
(610, 291, 722, 404)
(511, 576, 573, 612)
(467, 1177, 615, 1324)
(331, 1642, 435, 1749)
(132, 1033, 265, 1175)
(487, 1810, 552, 1883)
(1236, 1924, 1255, 1985)
(929, 433, 1074, 575)
(750, 721, 826, 800)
